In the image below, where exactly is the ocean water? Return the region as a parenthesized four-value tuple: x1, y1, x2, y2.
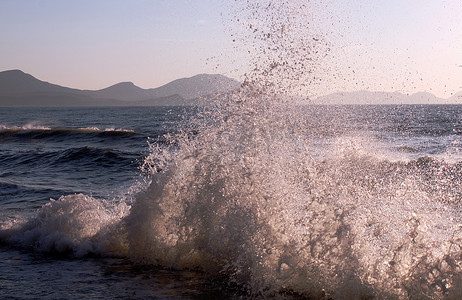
(1, 103, 462, 299)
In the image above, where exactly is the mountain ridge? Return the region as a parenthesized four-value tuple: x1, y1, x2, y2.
(308, 89, 462, 105)
(0, 70, 82, 95)
(0, 70, 240, 106)
(0, 69, 460, 106)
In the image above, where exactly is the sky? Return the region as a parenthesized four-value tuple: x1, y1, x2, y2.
(0, 0, 461, 98)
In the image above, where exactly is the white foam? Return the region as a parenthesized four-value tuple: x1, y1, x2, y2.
(2, 194, 130, 257)
(0, 124, 52, 131)
(126, 112, 462, 297)
(77, 127, 136, 133)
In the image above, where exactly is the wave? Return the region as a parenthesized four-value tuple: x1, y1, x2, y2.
(3, 92, 462, 299)
(0, 146, 138, 168)
(126, 110, 462, 299)
(0, 125, 139, 141)
(0, 124, 52, 131)
(76, 127, 136, 133)
(0, 194, 129, 257)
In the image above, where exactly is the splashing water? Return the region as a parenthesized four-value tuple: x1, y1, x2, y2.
(126, 98, 462, 298)
(125, 1, 462, 298)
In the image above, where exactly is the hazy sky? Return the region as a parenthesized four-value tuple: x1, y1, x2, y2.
(0, 0, 460, 98)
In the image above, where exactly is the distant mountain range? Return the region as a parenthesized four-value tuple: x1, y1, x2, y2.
(0, 70, 240, 106)
(309, 90, 462, 105)
(0, 69, 460, 106)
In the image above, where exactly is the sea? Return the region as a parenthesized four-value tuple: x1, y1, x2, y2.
(1, 103, 462, 299)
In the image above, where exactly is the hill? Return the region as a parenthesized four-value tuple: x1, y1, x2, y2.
(146, 74, 240, 100)
(0, 70, 240, 106)
(1, 70, 460, 106)
(85, 82, 153, 102)
(0, 70, 81, 95)
(448, 91, 462, 103)
(309, 90, 461, 105)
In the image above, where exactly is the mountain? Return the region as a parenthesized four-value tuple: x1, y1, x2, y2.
(85, 74, 240, 101)
(85, 82, 153, 102)
(311, 91, 406, 105)
(0, 70, 240, 106)
(309, 90, 459, 105)
(146, 74, 240, 100)
(0, 70, 81, 95)
(408, 92, 442, 104)
(447, 91, 462, 104)
(1, 70, 460, 106)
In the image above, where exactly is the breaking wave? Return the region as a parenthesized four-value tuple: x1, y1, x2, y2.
(123, 91, 462, 298)
(0, 125, 137, 140)
(2, 95, 462, 298)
